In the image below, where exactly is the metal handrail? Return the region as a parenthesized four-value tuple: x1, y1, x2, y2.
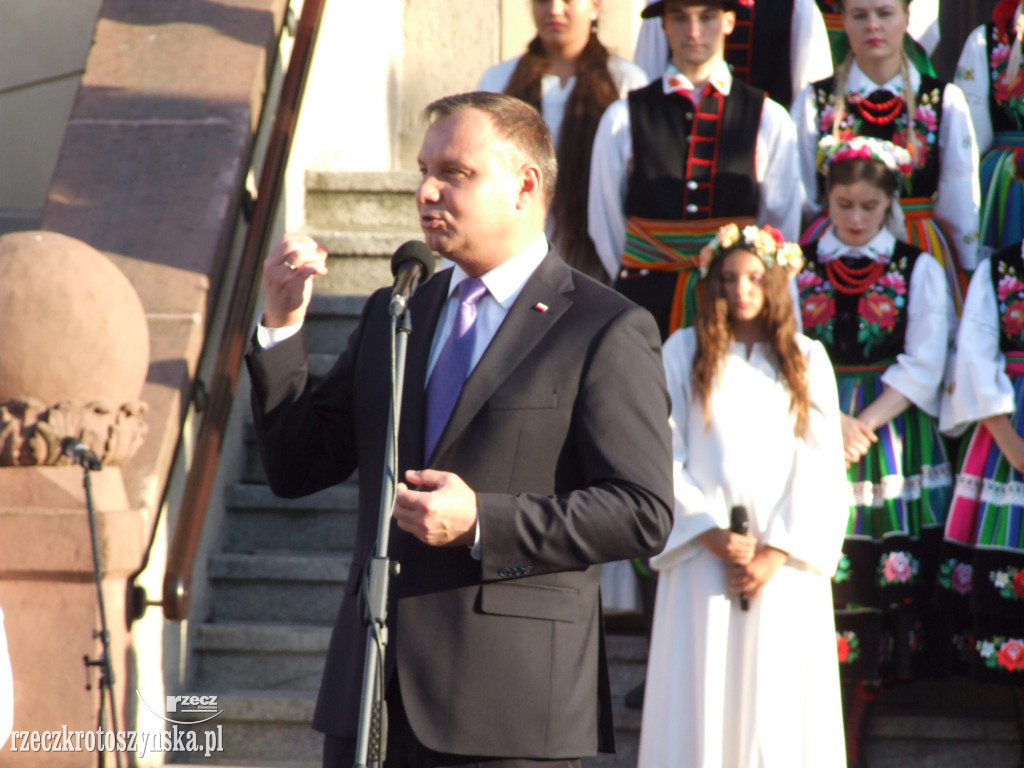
(161, 0, 327, 621)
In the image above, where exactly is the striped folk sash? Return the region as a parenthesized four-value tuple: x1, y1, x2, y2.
(622, 215, 755, 332)
(991, 131, 1024, 159)
(901, 196, 969, 315)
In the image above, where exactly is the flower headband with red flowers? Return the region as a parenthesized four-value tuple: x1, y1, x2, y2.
(698, 223, 804, 279)
(817, 135, 914, 180)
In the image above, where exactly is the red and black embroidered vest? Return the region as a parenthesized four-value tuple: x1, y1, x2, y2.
(812, 75, 946, 199)
(800, 240, 922, 365)
(986, 22, 1024, 132)
(625, 79, 763, 222)
(990, 244, 1024, 354)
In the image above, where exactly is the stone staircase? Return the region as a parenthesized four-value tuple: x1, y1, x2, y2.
(171, 171, 1022, 768)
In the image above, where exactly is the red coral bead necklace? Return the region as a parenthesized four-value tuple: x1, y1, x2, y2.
(826, 257, 887, 294)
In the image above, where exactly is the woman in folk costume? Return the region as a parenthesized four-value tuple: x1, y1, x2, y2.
(814, 0, 938, 73)
(938, 225, 1024, 758)
(477, 0, 647, 284)
(798, 135, 955, 767)
(791, 0, 980, 314)
(639, 223, 848, 768)
(955, 0, 1024, 257)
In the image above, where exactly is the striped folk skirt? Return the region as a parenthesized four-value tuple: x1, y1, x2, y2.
(979, 132, 1024, 257)
(832, 366, 952, 681)
(937, 367, 1024, 683)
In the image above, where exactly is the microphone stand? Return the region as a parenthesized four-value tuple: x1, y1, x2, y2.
(352, 297, 414, 768)
(71, 449, 124, 768)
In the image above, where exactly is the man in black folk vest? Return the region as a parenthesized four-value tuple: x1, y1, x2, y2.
(588, 0, 802, 341)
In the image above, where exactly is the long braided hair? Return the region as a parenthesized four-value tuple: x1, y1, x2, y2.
(504, 32, 620, 282)
(830, 0, 920, 167)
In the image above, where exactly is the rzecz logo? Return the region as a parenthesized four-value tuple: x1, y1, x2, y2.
(136, 691, 222, 725)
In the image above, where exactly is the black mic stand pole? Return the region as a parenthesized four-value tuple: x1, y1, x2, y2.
(73, 450, 124, 768)
(353, 296, 415, 768)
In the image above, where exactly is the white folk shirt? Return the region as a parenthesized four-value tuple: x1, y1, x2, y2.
(939, 244, 1024, 437)
(476, 55, 650, 151)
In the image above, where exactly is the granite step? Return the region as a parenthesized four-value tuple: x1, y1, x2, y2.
(303, 293, 366, 357)
(192, 621, 331, 691)
(222, 483, 359, 554)
(303, 169, 421, 233)
(208, 551, 351, 624)
(171, 691, 320, 765)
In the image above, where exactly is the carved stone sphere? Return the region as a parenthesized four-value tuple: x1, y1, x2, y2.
(0, 231, 149, 405)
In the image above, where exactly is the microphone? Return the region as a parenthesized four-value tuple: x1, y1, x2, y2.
(730, 505, 750, 611)
(389, 241, 435, 318)
(61, 437, 103, 471)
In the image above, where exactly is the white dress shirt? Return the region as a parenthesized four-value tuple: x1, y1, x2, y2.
(426, 233, 549, 380)
(258, 234, 551, 371)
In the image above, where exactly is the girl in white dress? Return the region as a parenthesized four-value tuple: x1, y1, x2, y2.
(639, 224, 849, 768)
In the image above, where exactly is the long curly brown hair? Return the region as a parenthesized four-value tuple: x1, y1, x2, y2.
(504, 33, 620, 282)
(691, 247, 811, 437)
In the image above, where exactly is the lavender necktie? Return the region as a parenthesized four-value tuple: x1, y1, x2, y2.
(424, 277, 488, 459)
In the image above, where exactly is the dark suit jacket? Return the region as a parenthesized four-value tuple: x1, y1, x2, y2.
(246, 252, 673, 759)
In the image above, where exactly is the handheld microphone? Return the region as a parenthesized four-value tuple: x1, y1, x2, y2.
(389, 241, 435, 318)
(61, 437, 103, 471)
(730, 505, 750, 611)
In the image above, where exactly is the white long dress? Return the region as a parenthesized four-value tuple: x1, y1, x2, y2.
(638, 328, 848, 768)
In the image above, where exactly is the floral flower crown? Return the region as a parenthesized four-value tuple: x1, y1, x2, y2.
(698, 223, 804, 279)
(817, 135, 914, 180)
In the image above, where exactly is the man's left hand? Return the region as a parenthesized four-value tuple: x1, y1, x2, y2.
(394, 469, 478, 547)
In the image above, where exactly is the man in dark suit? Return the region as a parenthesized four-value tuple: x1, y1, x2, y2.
(247, 91, 673, 768)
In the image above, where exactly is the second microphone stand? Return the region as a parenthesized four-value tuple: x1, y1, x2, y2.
(68, 444, 124, 768)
